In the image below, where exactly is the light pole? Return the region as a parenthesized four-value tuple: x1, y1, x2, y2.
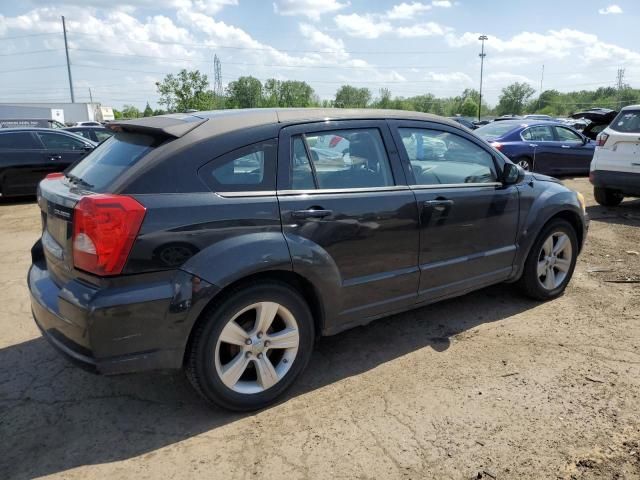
(478, 35, 488, 122)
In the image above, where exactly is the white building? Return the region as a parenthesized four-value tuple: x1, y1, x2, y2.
(0, 102, 114, 124)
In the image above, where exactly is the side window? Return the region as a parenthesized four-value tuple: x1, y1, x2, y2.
(555, 126, 582, 142)
(521, 125, 554, 141)
(75, 130, 92, 140)
(291, 128, 394, 190)
(38, 132, 86, 150)
(398, 128, 497, 185)
(200, 139, 277, 193)
(0, 132, 41, 149)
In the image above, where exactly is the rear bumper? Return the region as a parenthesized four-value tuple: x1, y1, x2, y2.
(28, 258, 218, 375)
(590, 170, 640, 197)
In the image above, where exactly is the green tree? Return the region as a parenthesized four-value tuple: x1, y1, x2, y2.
(143, 102, 154, 117)
(374, 88, 393, 109)
(121, 104, 142, 119)
(226, 76, 263, 108)
(334, 85, 371, 108)
(262, 79, 316, 107)
(458, 97, 478, 117)
(153, 108, 167, 116)
(496, 82, 536, 115)
(113, 108, 122, 120)
(155, 69, 214, 113)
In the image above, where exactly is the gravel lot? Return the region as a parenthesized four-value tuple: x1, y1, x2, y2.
(1, 177, 639, 480)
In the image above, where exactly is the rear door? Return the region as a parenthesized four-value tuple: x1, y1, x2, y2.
(388, 120, 519, 303)
(35, 131, 93, 171)
(520, 125, 556, 173)
(277, 120, 420, 327)
(0, 131, 47, 196)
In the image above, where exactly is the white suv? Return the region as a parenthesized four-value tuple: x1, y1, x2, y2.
(590, 105, 640, 206)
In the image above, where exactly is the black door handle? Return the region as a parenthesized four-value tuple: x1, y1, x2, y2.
(48, 154, 62, 161)
(292, 209, 332, 219)
(424, 199, 454, 212)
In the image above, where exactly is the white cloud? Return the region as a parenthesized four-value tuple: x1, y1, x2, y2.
(431, 0, 452, 7)
(598, 4, 623, 14)
(386, 2, 431, 20)
(425, 71, 472, 83)
(397, 21, 451, 37)
(299, 23, 345, 53)
(273, 0, 349, 20)
(334, 13, 392, 39)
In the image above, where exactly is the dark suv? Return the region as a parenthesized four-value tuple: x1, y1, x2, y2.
(28, 109, 588, 410)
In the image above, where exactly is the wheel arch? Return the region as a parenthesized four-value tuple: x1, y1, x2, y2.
(182, 269, 326, 366)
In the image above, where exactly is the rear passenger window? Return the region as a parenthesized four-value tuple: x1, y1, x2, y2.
(398, 128, 497, 185)
(200, 139, 277, 193)
(521, 126, 554, 141)
(290, 129, 394, 190)
(0, 132, 41, 149)
(610, 110, 640, 133)
(38, 132, 87, 150)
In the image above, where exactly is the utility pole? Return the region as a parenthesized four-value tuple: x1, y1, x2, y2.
(538, 64, 544, 111)
(89, 88, 93, 104)
(62, 16, 75, 103)
(213, 54, 223, 108)
(478, 35, 488, 122)
(617, 67, 626, 107)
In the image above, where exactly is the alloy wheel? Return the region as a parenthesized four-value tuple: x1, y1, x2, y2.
(537, 231, 573, 290)
(517, 159, 530, 171)
(214, 302, 299, 394)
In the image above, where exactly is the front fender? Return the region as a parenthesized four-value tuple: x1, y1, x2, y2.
(512, 180, 586, 280)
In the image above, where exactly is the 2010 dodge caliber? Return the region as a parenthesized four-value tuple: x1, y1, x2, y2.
(29, 109, 588, 411)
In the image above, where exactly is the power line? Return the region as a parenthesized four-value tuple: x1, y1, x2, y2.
(0, 48, 64, 57)
(0, 64, 65, 74)
(0, 32, 60, 41)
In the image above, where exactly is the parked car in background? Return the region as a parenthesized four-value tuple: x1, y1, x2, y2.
(0, 118, 65, 129)
(476, 120, 595, 175)
(74, 121, 103, 127)
(0, 128, 95, 197)
(590, 105, 640, 206)
(570, 108, 618, 141)
(30, 109, 587, 411)
(448, 116, 477, 129)
(523, 114, 553, 121)
(493, 115, 522, 122)
(64, 126, 114, 143)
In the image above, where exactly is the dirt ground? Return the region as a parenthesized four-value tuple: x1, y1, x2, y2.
(1, 177, 639, 480)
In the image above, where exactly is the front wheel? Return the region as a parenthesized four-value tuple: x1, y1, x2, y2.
(186, 282, 315, 411)
(518, 219, 578, 300)
(594, 187, 623, 207)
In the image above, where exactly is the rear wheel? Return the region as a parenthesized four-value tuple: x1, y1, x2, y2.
(516, 157, 533, 172)
(518, 219, 578, 300)
(594, 187, 623, 207)
(186, 282, 314, 411)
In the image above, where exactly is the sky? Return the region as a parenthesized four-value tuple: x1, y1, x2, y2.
(0, 0, 638, 109)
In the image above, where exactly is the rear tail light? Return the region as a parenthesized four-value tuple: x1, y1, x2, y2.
(45, 172, 64, 180)
(72, 194, 146, 276)
(595, 132, 609, 147)
(491, 141, 503, 151)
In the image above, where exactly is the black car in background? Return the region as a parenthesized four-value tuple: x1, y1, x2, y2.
(0, 128, 95, 197)
(29, 109, 587, 411)
(448, 116, 477, 129)
(64, 126, 114, 143)
(570, 108, 618, 140)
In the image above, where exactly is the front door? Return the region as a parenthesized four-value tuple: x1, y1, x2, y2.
(277, 120, 420, 330)
(550, 125, 594, 174)
(35, 131, 92, 172)
(388, 120, 520, 303)
(0, 131, 49, 196)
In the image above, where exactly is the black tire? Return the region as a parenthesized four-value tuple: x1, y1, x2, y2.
(186, 281, 314, 411)
(516, 156, 533, 172)
(594, 187, 623, 207)
(517, 219, 578, 301)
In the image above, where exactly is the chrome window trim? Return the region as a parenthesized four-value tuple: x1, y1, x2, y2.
(410, 182, 503, 190)
(216, 190, 277, 198)
(276, 185, 410, 196)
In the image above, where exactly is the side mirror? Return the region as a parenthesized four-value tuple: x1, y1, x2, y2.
(502, 162, 525, 185)
(582, 136, 589, 145)
(82, 144, 94, 151)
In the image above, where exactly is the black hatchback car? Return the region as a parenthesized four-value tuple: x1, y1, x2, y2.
(29, 109, 588, 410)
(0, 128, 95, 197)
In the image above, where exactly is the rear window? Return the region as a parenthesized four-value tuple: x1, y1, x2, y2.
(475, 122, 520, 139)
(610, 110, 640, 133)
(68, 132, 157, 192)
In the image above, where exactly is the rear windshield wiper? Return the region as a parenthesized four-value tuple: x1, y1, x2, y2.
(65, 173, 94, 189)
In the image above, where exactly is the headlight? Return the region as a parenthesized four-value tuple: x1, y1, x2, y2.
(576, 192, 586, 214)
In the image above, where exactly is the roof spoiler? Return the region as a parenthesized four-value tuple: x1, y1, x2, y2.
(106, 114, 207, 138)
